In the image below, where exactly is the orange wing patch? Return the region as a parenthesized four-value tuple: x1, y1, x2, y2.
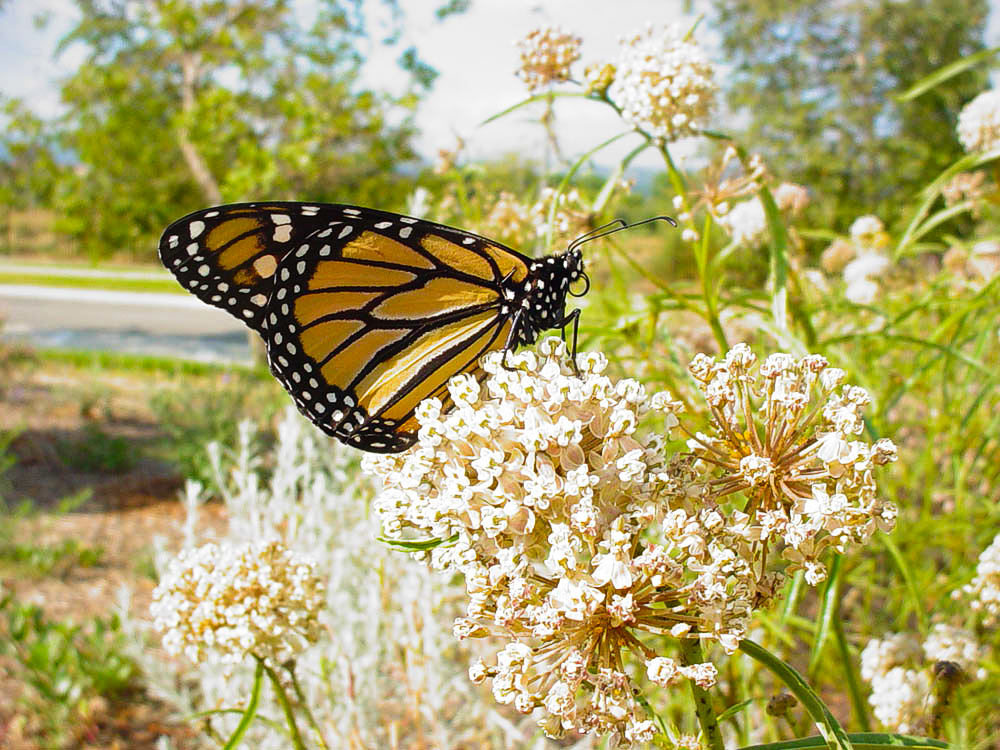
(355, 311, 500, 416)
(308, 260, 417, 290)
(482, 242, 529, 282)
(300, 318, 365, 364)
(295, 290, 382, 327)
(341, 231, 437, 270)
(319, 328, 409, 390)
(371, 277, 498, 320)
(420, 235, 496, 282)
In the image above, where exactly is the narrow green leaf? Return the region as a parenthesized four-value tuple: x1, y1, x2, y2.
(897, 45, 1000, 101)
(759, 186, 789, 333)
(740, 639, 853, 750)
(222, 659, 264, 750)
(737, 733, 948, 750)
(377, 533, 459, 551)
(717, 698, 756, 723)
(832, 616, 872, 732)
(879, 535, 927, 634)
(479, 91, 591, 126)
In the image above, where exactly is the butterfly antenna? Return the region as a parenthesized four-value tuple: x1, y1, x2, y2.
(568, 215, 678, 252)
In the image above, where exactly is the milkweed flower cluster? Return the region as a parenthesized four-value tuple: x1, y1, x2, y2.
(957, 89, 1000, 152)
(365, 340, 898, 744)
(685, 345, 898, 585)
(611, 23, 716, 141)
(860, 625, 987, 732)
(150, 539, 326, 666)
(959, 532, 1000, 625)
(515, 26, 581, 92)
(365, 339, 753, 743)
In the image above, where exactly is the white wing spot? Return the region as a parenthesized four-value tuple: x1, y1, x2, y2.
(186, 242, 199, 256)
(296, 244, 309, 257)
(168, 235, 179, 248)
(462, 238, 475, 245)
(319, 245, 331, 256)
(399, 227, 412, 239)
(317, 228, 332, 238)
(204, 210, 219, 218)
(218, 282, 229, 292)
(297, 260, 306, 274)
(189, 220, 205, 238)
(338, 225, 353, 239)
(198, 264, 210, 277)
(273, 225, 293, 243)
(375, 221, 392, 229)
(242, 309, 254, 318)
(400, 217, 417, 224)
(272, 214, 291, 225)
(251, 294, 267, 307)
(343, 208, 361, 216)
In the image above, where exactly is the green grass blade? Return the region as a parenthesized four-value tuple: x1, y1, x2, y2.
(832, 616, 872, 732)
(897, 45, 1000, 101)
(809, 554, 843, 678)
(879, 535, 927, 634)
(738, 734, 948, 750)
(479, 90, 591, 126)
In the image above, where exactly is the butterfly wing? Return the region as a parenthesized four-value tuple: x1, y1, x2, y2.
(262, 205, 534, 452)
(158, 202, 338, 333)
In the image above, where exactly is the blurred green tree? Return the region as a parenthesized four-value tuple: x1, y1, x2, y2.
(28, 0, 449, 259)
(710, 0, 989, 229)
(0, 96, 61, 252)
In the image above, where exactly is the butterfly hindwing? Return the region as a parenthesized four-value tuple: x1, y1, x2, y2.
(261, 206, 528, 452)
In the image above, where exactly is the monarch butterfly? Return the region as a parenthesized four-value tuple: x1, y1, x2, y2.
(159, 202, 668, 453)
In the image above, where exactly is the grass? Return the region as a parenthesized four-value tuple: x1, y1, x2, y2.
(0, 271, 181, 294)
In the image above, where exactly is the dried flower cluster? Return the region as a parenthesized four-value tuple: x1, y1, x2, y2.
(861, 625, 986, 732)
(960, 532, 1000, 625)
(515, 26, 581, 92)
(686, 345, 898, 584)
(957, 89, 1000, 152)
(365, 340, 898, 743)
(611, 23, 716, 141)
(151, 539, 326, 666)
(817, 215, 891, 303)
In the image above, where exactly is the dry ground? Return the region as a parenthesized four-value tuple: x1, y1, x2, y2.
(1, 355, 230, 749)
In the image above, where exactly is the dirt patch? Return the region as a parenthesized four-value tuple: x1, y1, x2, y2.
(1, 357, 230, 749)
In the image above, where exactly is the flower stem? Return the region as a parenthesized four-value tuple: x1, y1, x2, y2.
(261, 659, 309, 750)
(678, 638, 725, 750)
(286, 661, 331, 750)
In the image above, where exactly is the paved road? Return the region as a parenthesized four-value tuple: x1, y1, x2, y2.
(0, 285, 252, 364)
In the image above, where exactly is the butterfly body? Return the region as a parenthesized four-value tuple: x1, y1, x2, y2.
(159, 202, 585, 453)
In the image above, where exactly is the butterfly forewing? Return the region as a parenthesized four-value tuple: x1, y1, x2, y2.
(158, 203, 338, 333)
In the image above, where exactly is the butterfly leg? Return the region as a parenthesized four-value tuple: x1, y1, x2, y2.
(559, 308, 582, 374)
(500, 312, 523, 371)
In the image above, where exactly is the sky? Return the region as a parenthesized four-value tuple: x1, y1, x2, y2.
(0, 0, 997, 173)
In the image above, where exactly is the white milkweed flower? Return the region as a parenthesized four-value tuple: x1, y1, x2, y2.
(849, 215, 885, 242)
(515, 26, 581, 92)
(843, 252, 891, 304)
(961, 531, 1000, 625)
(364, 338, 749, 744)
(718, 197, 767, 248)
(860, 625, 987, 732)
(150, 540, 325, 666)
(611, 22, 716, 141)
(686, 345, 898, 584)
(957, 89, 1000, 152)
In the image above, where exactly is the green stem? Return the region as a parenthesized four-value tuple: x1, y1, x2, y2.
(678, 638, 725, 750)
(286, 661, 331, 750)
(739, 639, 853, 750)
(262, 660, 309, 750)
